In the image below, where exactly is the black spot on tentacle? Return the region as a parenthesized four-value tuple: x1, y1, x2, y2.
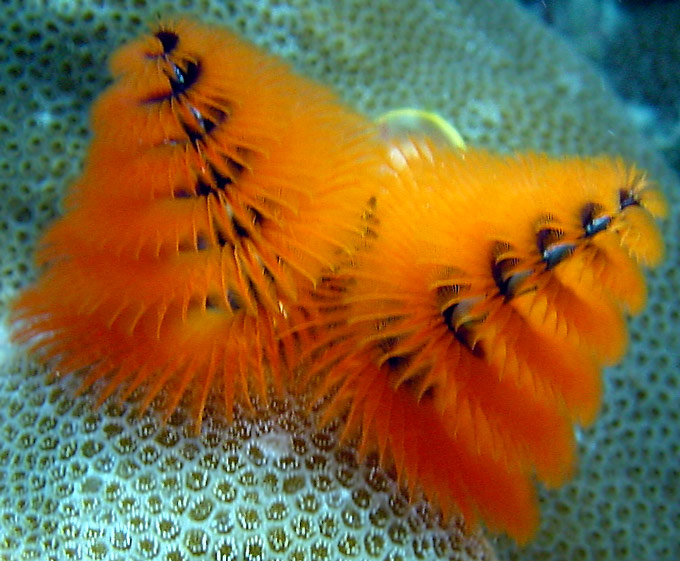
(542, 243, 575, 269)
(140, 59, 201, 104)
(181, 119, 205, 146)
(173, 188, 192, 199)
(195, 179, 213, 198)
(231, 159, 245, 177)
(203, 116, 218, 135)
(200, 108, 228, 136)
(232, 217, 250, 239)
(536, 227, 563, 256)
(196, 234, 209, 250)
(215, 228, 230, 248)
(261, 266, 276, 285)
(581, 202, 611, 237)
(442, 305, 485, 358)
(232, 206, 265, 237)
(155, 30, 179, 54)
(439, 305, 455, 332)
(537, 227, 574, 269)
(385, 355, 408, 371)
(226, 290, 242, 312)
(246, 279, 261, 306)
(492, 255, 523, 298)
(177, 164, 237, 200)
(619, 188, 640, 210)
(169, 60, 200, 96)
(212, 167, 234, 191)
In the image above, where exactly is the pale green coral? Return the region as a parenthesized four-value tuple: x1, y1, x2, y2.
(0, 1, 678, 560)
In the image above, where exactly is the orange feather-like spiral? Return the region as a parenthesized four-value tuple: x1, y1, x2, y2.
(12, 19, 380, 430)
(300, 138, 665, 542)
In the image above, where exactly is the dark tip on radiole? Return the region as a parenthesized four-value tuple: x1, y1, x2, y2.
(226, 290, 242, 313)
(212, 166, 235, 192)
(385, 354, 409, 371)
(619, 188, 640, 210)
(581, 203, 611, 238)
(140, 58, 201, 104)
(442, 303, 486, 359)
(155, 30, 179, 54)
(195, 178, 214, 197)
(232, 217, 250, 239)
(536, 227, 563, 256)
(536, 227, 575, 269)
(170, 60, 201, 96)
(492, 255, 519, 297)
(492, 258, 533, 299)
(541, 242, 576, 269)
